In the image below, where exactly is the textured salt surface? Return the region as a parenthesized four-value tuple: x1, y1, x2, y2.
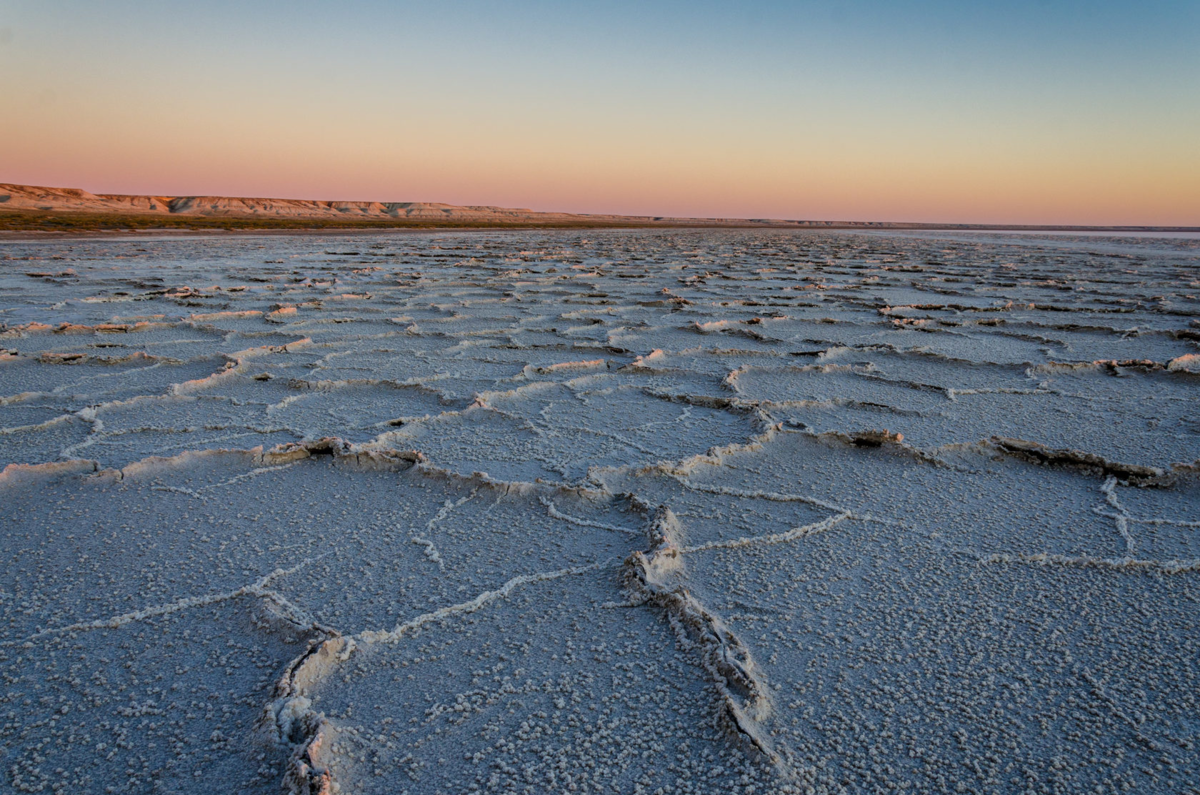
(1, 229, 1198, 794)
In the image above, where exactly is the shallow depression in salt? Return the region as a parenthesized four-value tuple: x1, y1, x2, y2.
(1, 229, 1198, 794)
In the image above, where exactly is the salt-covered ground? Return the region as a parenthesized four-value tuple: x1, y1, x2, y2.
(1, 229, 1198, 794)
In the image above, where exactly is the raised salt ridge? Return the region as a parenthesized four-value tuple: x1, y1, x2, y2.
(1, 229, 1197, 794)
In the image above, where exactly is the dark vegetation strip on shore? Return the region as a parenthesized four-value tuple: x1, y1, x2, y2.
(2, 210, 1197, 235)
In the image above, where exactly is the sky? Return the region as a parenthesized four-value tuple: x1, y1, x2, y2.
(1, 0, 1198, 225)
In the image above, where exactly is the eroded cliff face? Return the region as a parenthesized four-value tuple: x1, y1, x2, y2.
(0, 182, 587, 221)
(1, 228, 1198, 794)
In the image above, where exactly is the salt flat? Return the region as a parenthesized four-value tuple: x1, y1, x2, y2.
(1, 229, 1198, 794)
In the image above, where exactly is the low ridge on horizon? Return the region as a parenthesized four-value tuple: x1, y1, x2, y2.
(2, 183, 1195, 232)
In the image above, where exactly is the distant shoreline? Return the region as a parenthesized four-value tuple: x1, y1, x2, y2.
(3, 211, 1197, 238)
(2, 216, 1197, 241)
(2, 183, 1196, 235)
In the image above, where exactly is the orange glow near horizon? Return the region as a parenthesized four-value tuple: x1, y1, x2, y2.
(7, 117, 1195, 227)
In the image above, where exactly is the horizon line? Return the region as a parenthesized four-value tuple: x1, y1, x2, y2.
(2, 182, 1197, 233)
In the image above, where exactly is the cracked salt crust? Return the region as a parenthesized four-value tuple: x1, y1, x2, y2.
(1, 229, 1197, 794)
